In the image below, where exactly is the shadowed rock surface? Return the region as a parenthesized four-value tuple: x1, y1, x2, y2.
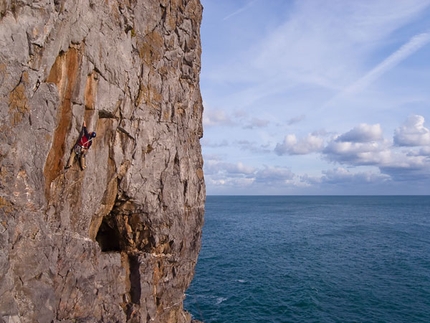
(0, 0, 205, 322)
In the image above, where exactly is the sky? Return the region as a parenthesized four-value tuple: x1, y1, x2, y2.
(199, 0, 430, 195)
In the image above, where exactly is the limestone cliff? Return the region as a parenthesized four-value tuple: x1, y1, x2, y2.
(0, 0, 205, 322)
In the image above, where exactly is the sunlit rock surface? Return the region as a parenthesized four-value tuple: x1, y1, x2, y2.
(0, 1, 205, 322)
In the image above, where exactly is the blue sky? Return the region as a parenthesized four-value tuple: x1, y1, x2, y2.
(199, 0, 430, 195)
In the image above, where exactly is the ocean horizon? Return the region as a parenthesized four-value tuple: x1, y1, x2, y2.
(185, 195, 430, 322)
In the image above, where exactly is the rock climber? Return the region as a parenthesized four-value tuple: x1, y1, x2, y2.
(66, 121, 96, 170)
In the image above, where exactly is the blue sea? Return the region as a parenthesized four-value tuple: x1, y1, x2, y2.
(184, 196, 430, 323)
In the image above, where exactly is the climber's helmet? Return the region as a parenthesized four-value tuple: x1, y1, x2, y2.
(91, 132, 96, 138)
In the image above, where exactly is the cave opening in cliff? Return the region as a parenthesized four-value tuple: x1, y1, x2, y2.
(95, 216, 121, 252)
(129, 254, 141, 304)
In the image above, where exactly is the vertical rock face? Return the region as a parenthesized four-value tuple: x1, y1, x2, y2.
(0, 1, 205, 322)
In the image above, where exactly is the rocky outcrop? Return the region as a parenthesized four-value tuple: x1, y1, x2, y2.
(0, 1, 205, 322)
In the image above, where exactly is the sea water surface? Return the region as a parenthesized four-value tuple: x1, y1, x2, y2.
(184, 196, 430, 323)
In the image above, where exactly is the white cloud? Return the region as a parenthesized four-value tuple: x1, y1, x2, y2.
(419, 146, 430, 156)
(275, 133, 324, 155)
(274, 122, 394, 167)
(201, 0, 430, 194)
(205, 160, 255, 176)
(324, 140, 391, 165)
(205, 176, 255, 189)
(203, 109, 235, 127)
(394, 115, 430, 146)
(254, 166, 295, 184)
(322, 123, 390, 165)
(336, 123, 383, 143)
(298, 167, 394, 195)
(236, 140, 271, 154)
(287, 114, 306, 125)
(320, 167, 391, 184)
(243, 117, 270, 129)
(203, 154, 223, 162)
(380, 159, 430, 181)
(320, 119, 430, 180)
(204, 159, 297, 191)
(201, 139, 229, 148)
(274, 121, 430, 181)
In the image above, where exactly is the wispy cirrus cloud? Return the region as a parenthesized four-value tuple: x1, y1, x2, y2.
(201, 0, 430, 194)
(223, 0, 259, 21)
(252, 1, 430, 85)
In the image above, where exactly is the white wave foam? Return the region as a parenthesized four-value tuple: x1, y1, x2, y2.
(215, 297, 227, 305)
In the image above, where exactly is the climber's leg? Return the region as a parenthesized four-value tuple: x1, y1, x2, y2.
(80, 149, 87, 170)
(66, 147, 77, 169)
